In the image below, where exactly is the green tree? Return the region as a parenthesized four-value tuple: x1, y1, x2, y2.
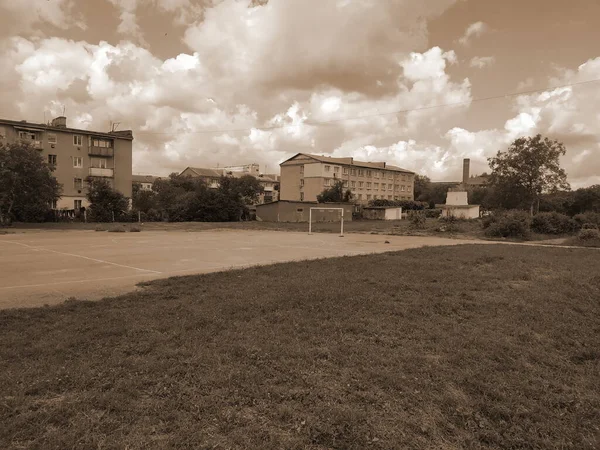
(132, 183, 157, 214)
(0, 142, 62, 225)
(488, 134, 570, 215)
(218, 175, 264, 205)
(86, 178, 130, 222)
(317, 180, 353, 203)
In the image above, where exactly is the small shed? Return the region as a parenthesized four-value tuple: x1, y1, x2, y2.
(362, 207, 403, 220)
(255, 201, 353, 223)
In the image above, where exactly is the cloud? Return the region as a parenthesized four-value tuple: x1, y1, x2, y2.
(469, 56, 495, 69)
(459, 21, 488, 45)
(0, 0, 86, 35)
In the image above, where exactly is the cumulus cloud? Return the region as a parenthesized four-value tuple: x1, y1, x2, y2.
(0, 0, 86, 35)
(459, 21, 488, 45)
(469, 56, 495, 69)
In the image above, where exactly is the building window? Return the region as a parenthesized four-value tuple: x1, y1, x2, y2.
(48, 155, 57, 165)
(297, 208, 304, 212)
(359, 181, 364, 188)
(300, 165, 304, 174)
(394, 184, 399, 191)
(73, 135, 83, 146)
(381, 183, 385, 190)
(407, 186, 412, 192)
(394, 196, 399, 200)
(374, 183, 379, 189)
(389, 173, 393, 179)
(300, 192, 304, 201)
(342, 167, 348, 175)
(358, 169, 364, 177)
(324, 179, 331, 187)
(366, 170, 372, 177)
(357, 194, 363, 200)
(343, 180, 349, 187)
(388, 184, 393, 191)
(73, 157, 83, 168)
(366, 182, 372, 189)
(92, 138, 112, 148)
(334, 166, 340, 173)
(351, 181, 356, 188)
(375, 171, 380, 178)
(48, 134, 57, 144)
(19, 131, 36, 140)
(351, 168, 356, 176)
(74, 200, 82, 210)
(74, 178, 83, 190)
(300, 179, 304, 187)
(388, 195, 392, 200)
(402, 174, 406, 182)
(50, 200, 57, 209)
(401, 186, 406, 191)
(367, 194, 372, 200)
(0, 128, 6, 139)
(324, 165, 331, 172)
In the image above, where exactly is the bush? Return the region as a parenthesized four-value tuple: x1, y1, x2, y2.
(484, 210, 531, 239)
(369, 199, 427, 211)
(425, 208, 442, 218)
(582, 223, 599, 230)
(408, 211, 426, 229)
(577, 228, 600, 241)
(94, 225, 106, 232)
(129, 226, 141, 232)
(574, 212, 600, 227)
(531, 212, 579, 235)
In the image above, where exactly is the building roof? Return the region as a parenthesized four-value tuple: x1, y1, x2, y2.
(0, 117, 134, 140)
(132, 175, 160, 184)
(281, 152, 415, 174)
(182, 167, 222, 178)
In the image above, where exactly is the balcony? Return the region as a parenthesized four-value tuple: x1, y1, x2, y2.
(89, 146, 114, 157)
(20, 139, 43, 150)
(89, 167, 114, 177)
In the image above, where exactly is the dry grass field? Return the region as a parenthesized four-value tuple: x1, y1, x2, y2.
(1, 244, 599, 449)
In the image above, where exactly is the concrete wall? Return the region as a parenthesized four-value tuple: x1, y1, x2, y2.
(446, 191, 469, 206)
(441, 205, 480, 219)
(256, 201, 353, 223)
(362, 208, 403, 220)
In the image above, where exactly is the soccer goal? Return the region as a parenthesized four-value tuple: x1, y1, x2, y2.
(308, 207, 345, 237)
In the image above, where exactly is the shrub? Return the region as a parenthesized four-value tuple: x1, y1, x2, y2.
(94, 225, 106, 232)
(531, 212, 579, 235)
(425, 208, 442, 218)
(574, 212, 600, 227)
(582, 223, 599, 230)
(484, 210, 531, 239)
(369, 199, 428, 211)
(129, 226, 142, 232)
(577, 228, 600, 241)
(408, 211, 426, 229)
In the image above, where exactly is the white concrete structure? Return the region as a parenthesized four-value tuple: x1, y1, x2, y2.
(438, 189, 480, 219)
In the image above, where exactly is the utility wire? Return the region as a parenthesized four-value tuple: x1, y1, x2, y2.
(135, 78, 600, 136)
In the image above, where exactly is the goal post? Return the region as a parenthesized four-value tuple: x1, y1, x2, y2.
(308, 207, 344, 237)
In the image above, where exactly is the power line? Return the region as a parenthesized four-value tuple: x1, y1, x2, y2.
(135, 78, 600, 136)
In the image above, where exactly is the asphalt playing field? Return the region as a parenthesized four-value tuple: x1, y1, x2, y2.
(0, 229, 483, 309)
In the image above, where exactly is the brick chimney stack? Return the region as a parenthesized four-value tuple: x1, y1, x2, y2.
(462, 158, 470, 186)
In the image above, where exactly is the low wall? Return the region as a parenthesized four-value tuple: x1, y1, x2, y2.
(256, 201, 354, 223)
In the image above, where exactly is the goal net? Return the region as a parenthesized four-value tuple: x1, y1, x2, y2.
(308, 207, 345, 237)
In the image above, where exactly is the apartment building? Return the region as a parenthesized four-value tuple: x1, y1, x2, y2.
(280, 153, 415, 204)
(179, 164, 280, 204)
(0, 116, 133, 210)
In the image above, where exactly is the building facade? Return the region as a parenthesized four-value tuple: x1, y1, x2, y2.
(0, 116, 133, 210)
(280, 153, 415, 204)
(179, 165, 280, 204)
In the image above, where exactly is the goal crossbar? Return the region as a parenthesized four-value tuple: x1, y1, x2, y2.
(308, 207, 344, 237)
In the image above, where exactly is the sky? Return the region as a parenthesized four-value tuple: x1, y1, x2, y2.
(0, 0, 599, 187)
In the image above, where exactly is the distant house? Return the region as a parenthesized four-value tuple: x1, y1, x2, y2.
(132, 174, 160, 191)
(179, 164, 280, 204)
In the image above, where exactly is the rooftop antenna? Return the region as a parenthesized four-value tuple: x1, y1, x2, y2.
(111, 122, 121, 132)
(62, 105, 66, 116)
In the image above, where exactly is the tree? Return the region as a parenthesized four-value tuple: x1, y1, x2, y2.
(413, 174, 431, 201)
(86, 178, 130, 222)
(0, 142, 62, 225)
(317, 180, 353, 203)
(132, 182, 157, 214)
(488, 134, 570, 215)
(218, 175, 264, 205)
